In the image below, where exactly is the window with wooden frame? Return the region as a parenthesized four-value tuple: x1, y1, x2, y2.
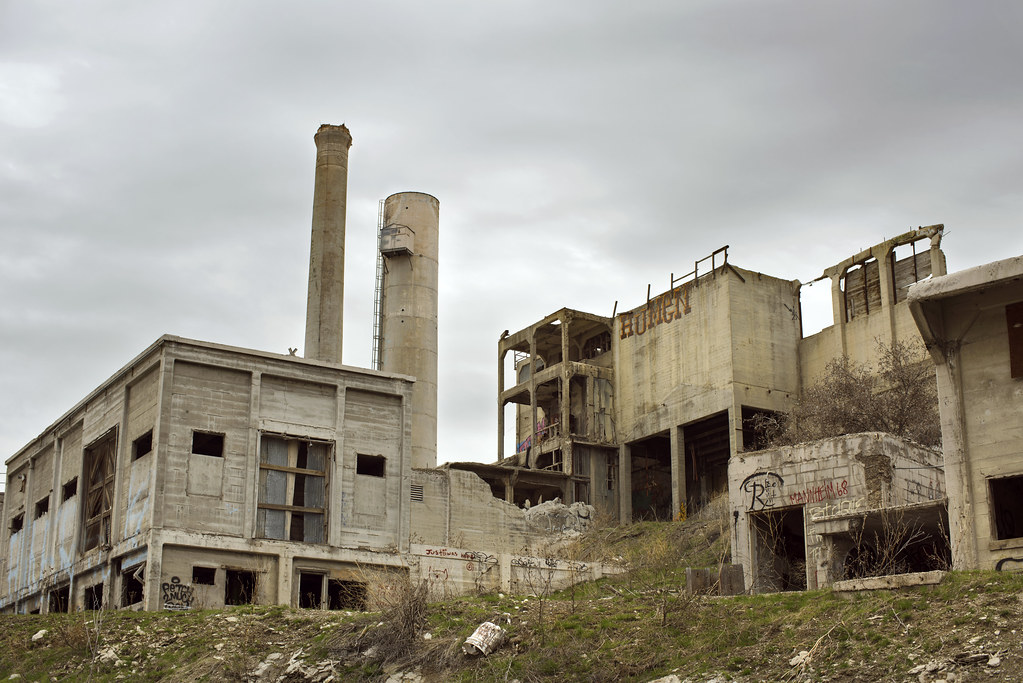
(256, 435, 328, 543)
(83, 430, 116, 551)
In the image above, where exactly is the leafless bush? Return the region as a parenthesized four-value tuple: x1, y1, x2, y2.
(755, 339, 940, 448)
(368, 568, 430, 663)
(844, 508, 930, 579)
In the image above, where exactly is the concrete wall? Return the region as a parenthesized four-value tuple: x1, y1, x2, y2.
(909, 257, 1023, 571)
(729, 432, 944, 592)
(0, 335, 415, 613)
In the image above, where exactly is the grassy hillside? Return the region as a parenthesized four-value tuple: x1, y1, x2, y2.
(2, 503, 1020, 682)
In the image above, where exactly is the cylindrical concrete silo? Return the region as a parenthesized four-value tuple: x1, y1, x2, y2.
(304, 124, 353, 364)
(378, 192, 440, 469)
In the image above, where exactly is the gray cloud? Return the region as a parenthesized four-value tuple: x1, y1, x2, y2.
(2, 1, 1022, 464)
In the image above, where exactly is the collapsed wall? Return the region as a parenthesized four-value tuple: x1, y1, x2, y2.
(409, 469, 605, 597)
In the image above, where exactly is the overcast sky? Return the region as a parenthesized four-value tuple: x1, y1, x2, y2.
(2, 1, 1022, 472)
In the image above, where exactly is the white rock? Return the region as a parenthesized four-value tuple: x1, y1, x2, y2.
(30, 629, 47, 642)
(987, 655, 1001, 667)
(789, 651, 810, 667)
(225, 616, 239, 623)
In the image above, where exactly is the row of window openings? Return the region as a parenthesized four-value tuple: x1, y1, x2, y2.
(44, 568, 365, 612)
(7, 429, 386, 539)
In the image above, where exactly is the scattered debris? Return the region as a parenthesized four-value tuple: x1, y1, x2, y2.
(462, 621, 506, 656)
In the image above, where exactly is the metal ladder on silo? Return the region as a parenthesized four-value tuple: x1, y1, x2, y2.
(371, 199, 385, 370)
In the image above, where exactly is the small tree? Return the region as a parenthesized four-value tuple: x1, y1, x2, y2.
(753, 340, 941, 448)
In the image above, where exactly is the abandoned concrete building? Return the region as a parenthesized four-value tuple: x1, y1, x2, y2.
(0, 125, 601, 614)
(1, 120, 971, 610)
(909, 254, 1023, 573)
(491, 227, 947, 524)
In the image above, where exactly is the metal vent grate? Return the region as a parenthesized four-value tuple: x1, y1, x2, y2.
(410, 483, 424, 502)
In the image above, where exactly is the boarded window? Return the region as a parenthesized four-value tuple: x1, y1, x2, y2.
(132, 430, 153, 460)
(991, 475, 1023, 540)
(356, 454, 385, 477)
(842, 258, 882, 321)
(1008, 302, 1023, 380)
(256, 435, 328, 543)
(890, 239, 934, 303)
(83, 431, 116, 551)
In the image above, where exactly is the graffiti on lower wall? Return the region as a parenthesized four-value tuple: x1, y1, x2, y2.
(741, 472, 785, 511)
(161, 576, 194, 610)
(788, 479, 849, 505)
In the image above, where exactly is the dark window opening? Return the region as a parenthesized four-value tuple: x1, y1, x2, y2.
(225, 570, 256, 606)
(630, 433, 672, 521)
(606, 461, 616, 491)
(1007, 302, 1023, 380)
(192, 566, 216, 585)
(991, 475, 1023, 540)
(683, 412, 731, 514)
(49, 586, 70, 613)
(328, 579, 367, 610)
(192, 431, 224, 457)
(741, 406, 783, 452)
(10, 513, 24, 533)
(299, 572, 323, 609)
(753, 507, 807, 593)
(62, 478, 78, 502)
(34, 496, 49, 519)
(83, 431, 116, 552)
(574, 481, 589, 505)
(132, 430, 153, 460)
(85, 583, 104, 610)
(122, 568, 144, 606)
(356, 454, 386, 477)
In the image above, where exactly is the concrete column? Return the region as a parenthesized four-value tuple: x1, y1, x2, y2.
(529, 334, 538, 469)
(670, 426, 687, 520)
(380, 192, 440, 469)
(618, 443, 632, 523)
(304, 124, 353, 364)
(497, 349, 506, 460)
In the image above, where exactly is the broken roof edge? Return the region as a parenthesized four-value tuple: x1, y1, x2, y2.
(820, 224, 944, 281)
(907, 254, 1023, 303)
(5, 333, 415, 467)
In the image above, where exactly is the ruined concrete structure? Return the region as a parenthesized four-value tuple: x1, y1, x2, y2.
(0, 125, 601, 614)
(909, 255, 1023, 572)
(493, 228, 947, 528)
(729, 433, 945, 592)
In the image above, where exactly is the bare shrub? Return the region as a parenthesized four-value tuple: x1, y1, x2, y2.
(844, 508, 930, 579)
(757, 339, 940, 448)
(364, 568, 430, 663)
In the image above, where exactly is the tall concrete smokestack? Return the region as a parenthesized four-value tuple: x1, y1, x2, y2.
(378, 192, 440, 469)
(304, 124, 353, 364)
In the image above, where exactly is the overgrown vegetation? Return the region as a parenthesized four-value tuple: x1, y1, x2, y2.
(4, 512, 1018, 682)
(748, 339, 941, 449)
